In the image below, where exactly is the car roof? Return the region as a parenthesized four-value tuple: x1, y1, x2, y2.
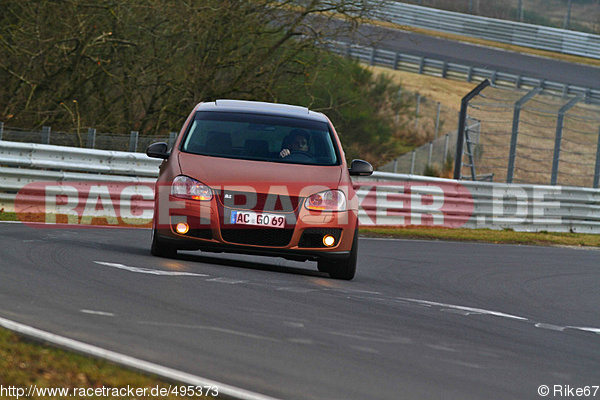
(195, 100, 329, 123)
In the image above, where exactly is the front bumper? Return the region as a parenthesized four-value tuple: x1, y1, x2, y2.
(154, 195, 357, 261)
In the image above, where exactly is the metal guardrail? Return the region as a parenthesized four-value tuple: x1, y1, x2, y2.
(1, 141, 600, 233)
(354, 172, 600, 234)
(0, 140, 162, 177)
(327, 41, 600, 104)
(375, 2, 600, 59)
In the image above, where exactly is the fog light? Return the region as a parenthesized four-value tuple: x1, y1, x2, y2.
(175, 222, 189, 234)
(323, 234, 336, 247)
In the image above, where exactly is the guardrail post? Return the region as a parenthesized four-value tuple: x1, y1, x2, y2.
(454, 80, 491, 180)
(86, 128, 96, 149)
(410, 150, 416, 175)
(393, 52, 400, 70)
(585, 88, 591, 104)
(516, 75, 522, 88)
(370, 48, 376, 66)
(594, 126, 600, 189)
(393, 158, 398, 173)
(551, 96, 581, 185)
(467, 67, 473, 82)
(418, 57, 425, 74)
(0, 122, 3, 141)
(507, 88, 541, 183)
(41, 126, 51, 145)
(129, 131, 139, 152)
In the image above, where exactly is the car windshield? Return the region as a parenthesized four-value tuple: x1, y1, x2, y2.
(181, 111, 339, 165)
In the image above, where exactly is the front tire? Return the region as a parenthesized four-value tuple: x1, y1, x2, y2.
(150, 227, 177, 258)
(318, 229, 358, 280)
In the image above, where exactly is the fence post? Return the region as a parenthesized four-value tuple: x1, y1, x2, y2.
(129, 131, 139, 152)
(168, 132, 177, 150)
(86, 128, 96, 149)
(507, 88, 541, 183)
(444, 133, 449, 159)
(594, 126, 600, 189)
(551, 96, 581, 185)
(427, 142, 433, 166)
(396, 87, 403, 123)
(454, 79, 490, 180)
(41, 126, 51, 145)
(414, 94, 421, 129)
(0, 122, 3, 141)
(434, 102, 441, 139)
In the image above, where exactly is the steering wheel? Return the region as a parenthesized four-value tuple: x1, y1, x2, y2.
(284, 150, 317, 162)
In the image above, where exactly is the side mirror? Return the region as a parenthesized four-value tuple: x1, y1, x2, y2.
(349, 159, 373, 176)
(146, 142, 170, 159)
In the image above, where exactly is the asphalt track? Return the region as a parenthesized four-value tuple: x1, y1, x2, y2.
(351, 23, 600, 90)
(1, 222, 598, 399)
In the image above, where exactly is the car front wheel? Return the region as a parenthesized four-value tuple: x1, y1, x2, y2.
(150, 227, 177, 258)
(317, 229, 358, 280)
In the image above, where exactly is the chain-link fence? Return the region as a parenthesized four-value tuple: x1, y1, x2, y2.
(0, 123, 175, 153)
(460, 85, 600, 188)
(396, 0, 600, 33)
(379, 129, 460, 176)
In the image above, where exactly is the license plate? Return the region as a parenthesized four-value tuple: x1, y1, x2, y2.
(230, 211, 286, 228)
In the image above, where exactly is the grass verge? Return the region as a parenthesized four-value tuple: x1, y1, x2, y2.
(0, 328, 214, 399)
(360, 226, 600, 248)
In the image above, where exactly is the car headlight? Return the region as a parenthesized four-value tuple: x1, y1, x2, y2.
(171, 175, 212, 201)
(305, 190, 346, 211)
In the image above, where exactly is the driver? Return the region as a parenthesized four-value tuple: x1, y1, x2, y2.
(280, 129, 309, 158)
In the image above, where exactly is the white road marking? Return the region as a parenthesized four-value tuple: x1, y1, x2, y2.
(206, 277, 247, 284)
(81, 309, 115, 317)
(398, 297, 529, 321)
(94, 261, 208, 277)
(138, 321, 279, 342)
(570, 327, 600, 334)
(535, 323, 566, 332)
(0, 316, 282, 400)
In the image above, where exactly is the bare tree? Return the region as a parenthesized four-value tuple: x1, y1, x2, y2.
(0, 0, 386, 136)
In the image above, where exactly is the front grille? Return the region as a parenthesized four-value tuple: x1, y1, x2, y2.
(221, 228, 294, 247)
(298, 228, 342, 248)
(218, 190, 301, 212)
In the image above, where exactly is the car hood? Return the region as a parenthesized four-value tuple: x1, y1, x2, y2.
(177, 152, 343, 196)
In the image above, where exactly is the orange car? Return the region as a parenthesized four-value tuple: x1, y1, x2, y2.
(146, 100, 372, 280)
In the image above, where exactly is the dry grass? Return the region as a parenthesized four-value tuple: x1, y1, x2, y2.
(0, 328, 214, 399)
(360, 226, 600, 248)
(367, 65, 475, 109)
